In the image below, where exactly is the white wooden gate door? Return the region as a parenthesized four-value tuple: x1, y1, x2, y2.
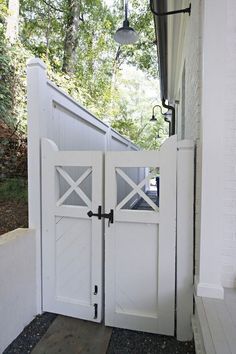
(42, 138, 103, 322)
(105, 136, 177, 335)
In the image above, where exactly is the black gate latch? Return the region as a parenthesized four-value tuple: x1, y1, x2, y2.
(87, 205, 114, 224)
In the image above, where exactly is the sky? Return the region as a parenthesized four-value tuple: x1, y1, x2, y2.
(103, 0, 132, 10)
(103, 0, 114, 6)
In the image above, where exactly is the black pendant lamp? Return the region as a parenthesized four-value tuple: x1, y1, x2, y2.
(114, 0, 139, 45)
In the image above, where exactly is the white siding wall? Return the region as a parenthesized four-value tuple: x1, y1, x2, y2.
(222, 0, 236, 288)
(176, 0, 202, 276)
(178, 0, 236, 288)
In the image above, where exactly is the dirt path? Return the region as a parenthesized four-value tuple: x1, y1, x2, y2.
(0, 200, 28, 235)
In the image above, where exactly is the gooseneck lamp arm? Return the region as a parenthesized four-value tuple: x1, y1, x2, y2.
(162, 98, 175, 136)
(150, 0, 191, 16)
(151, 104, 164, 120)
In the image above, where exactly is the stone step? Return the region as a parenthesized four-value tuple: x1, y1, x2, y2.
(31, 315, 112, 354)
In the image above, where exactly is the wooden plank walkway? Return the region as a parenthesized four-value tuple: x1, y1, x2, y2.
(194, 288, 236, 354)
(31, 316, 112, 354)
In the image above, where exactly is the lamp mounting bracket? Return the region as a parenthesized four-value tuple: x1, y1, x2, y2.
(150, 1, 191, 16)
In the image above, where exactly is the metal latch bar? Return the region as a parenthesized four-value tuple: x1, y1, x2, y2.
(87, 206, 114, 224)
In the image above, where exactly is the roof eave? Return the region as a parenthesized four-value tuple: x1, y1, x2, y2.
(153, 0, 168, 100)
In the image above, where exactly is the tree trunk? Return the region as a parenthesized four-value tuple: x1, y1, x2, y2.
(6, 0, 20, 43)
(45, 0, 52, 58)
(62, 0, 81, 74)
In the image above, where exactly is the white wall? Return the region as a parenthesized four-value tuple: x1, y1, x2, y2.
(176, 0, 236, 292)
(167, 0, 202, 277)
(0, 229, 36, 353)
(222, 0, 236, 288)
(180, 0, 202, 277)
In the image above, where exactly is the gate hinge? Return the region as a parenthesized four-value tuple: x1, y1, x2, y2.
(93, 303, 98, 319)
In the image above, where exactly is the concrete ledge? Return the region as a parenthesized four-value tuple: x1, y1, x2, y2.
(0, 228, 37, 353)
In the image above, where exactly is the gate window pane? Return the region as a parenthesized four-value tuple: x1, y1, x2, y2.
(115, 167, 160, 211)
(56, 166, 92, 207)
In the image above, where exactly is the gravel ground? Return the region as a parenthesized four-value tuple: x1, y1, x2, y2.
(107, 328, 195, 354)
(3, 313, 195, 354)
(3, 313, 56, 354)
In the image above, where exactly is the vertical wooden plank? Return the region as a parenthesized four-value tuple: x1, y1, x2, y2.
(176, 140, 194, 340)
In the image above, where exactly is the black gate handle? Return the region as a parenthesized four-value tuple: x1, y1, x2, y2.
(87, 206, 102, 219)
(87, 205, 114, 224)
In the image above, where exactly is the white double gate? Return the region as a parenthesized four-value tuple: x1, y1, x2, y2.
(41, 136, 176, 335)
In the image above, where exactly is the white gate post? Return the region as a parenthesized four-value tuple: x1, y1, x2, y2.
(27, 58, 49, 313)
(176, 140, 194, 340)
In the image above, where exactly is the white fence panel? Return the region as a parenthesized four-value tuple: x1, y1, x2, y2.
(27, 58, 139, 312)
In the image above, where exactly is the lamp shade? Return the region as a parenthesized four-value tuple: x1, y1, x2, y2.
(114, 20, 139, 45)
(150, 114, 157, 122)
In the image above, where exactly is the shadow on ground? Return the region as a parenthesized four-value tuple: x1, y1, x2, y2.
(107, 328, 195, 354)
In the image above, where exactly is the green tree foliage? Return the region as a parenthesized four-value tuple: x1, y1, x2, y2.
(115, 0, 158, 78)
(109, 66, 167, 150)
(0, 0, 166, 147)
(0, 2, 30, 132)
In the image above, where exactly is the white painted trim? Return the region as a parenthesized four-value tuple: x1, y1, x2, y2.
(196, 282, 224, 300)
(176, 139, 194, 341)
